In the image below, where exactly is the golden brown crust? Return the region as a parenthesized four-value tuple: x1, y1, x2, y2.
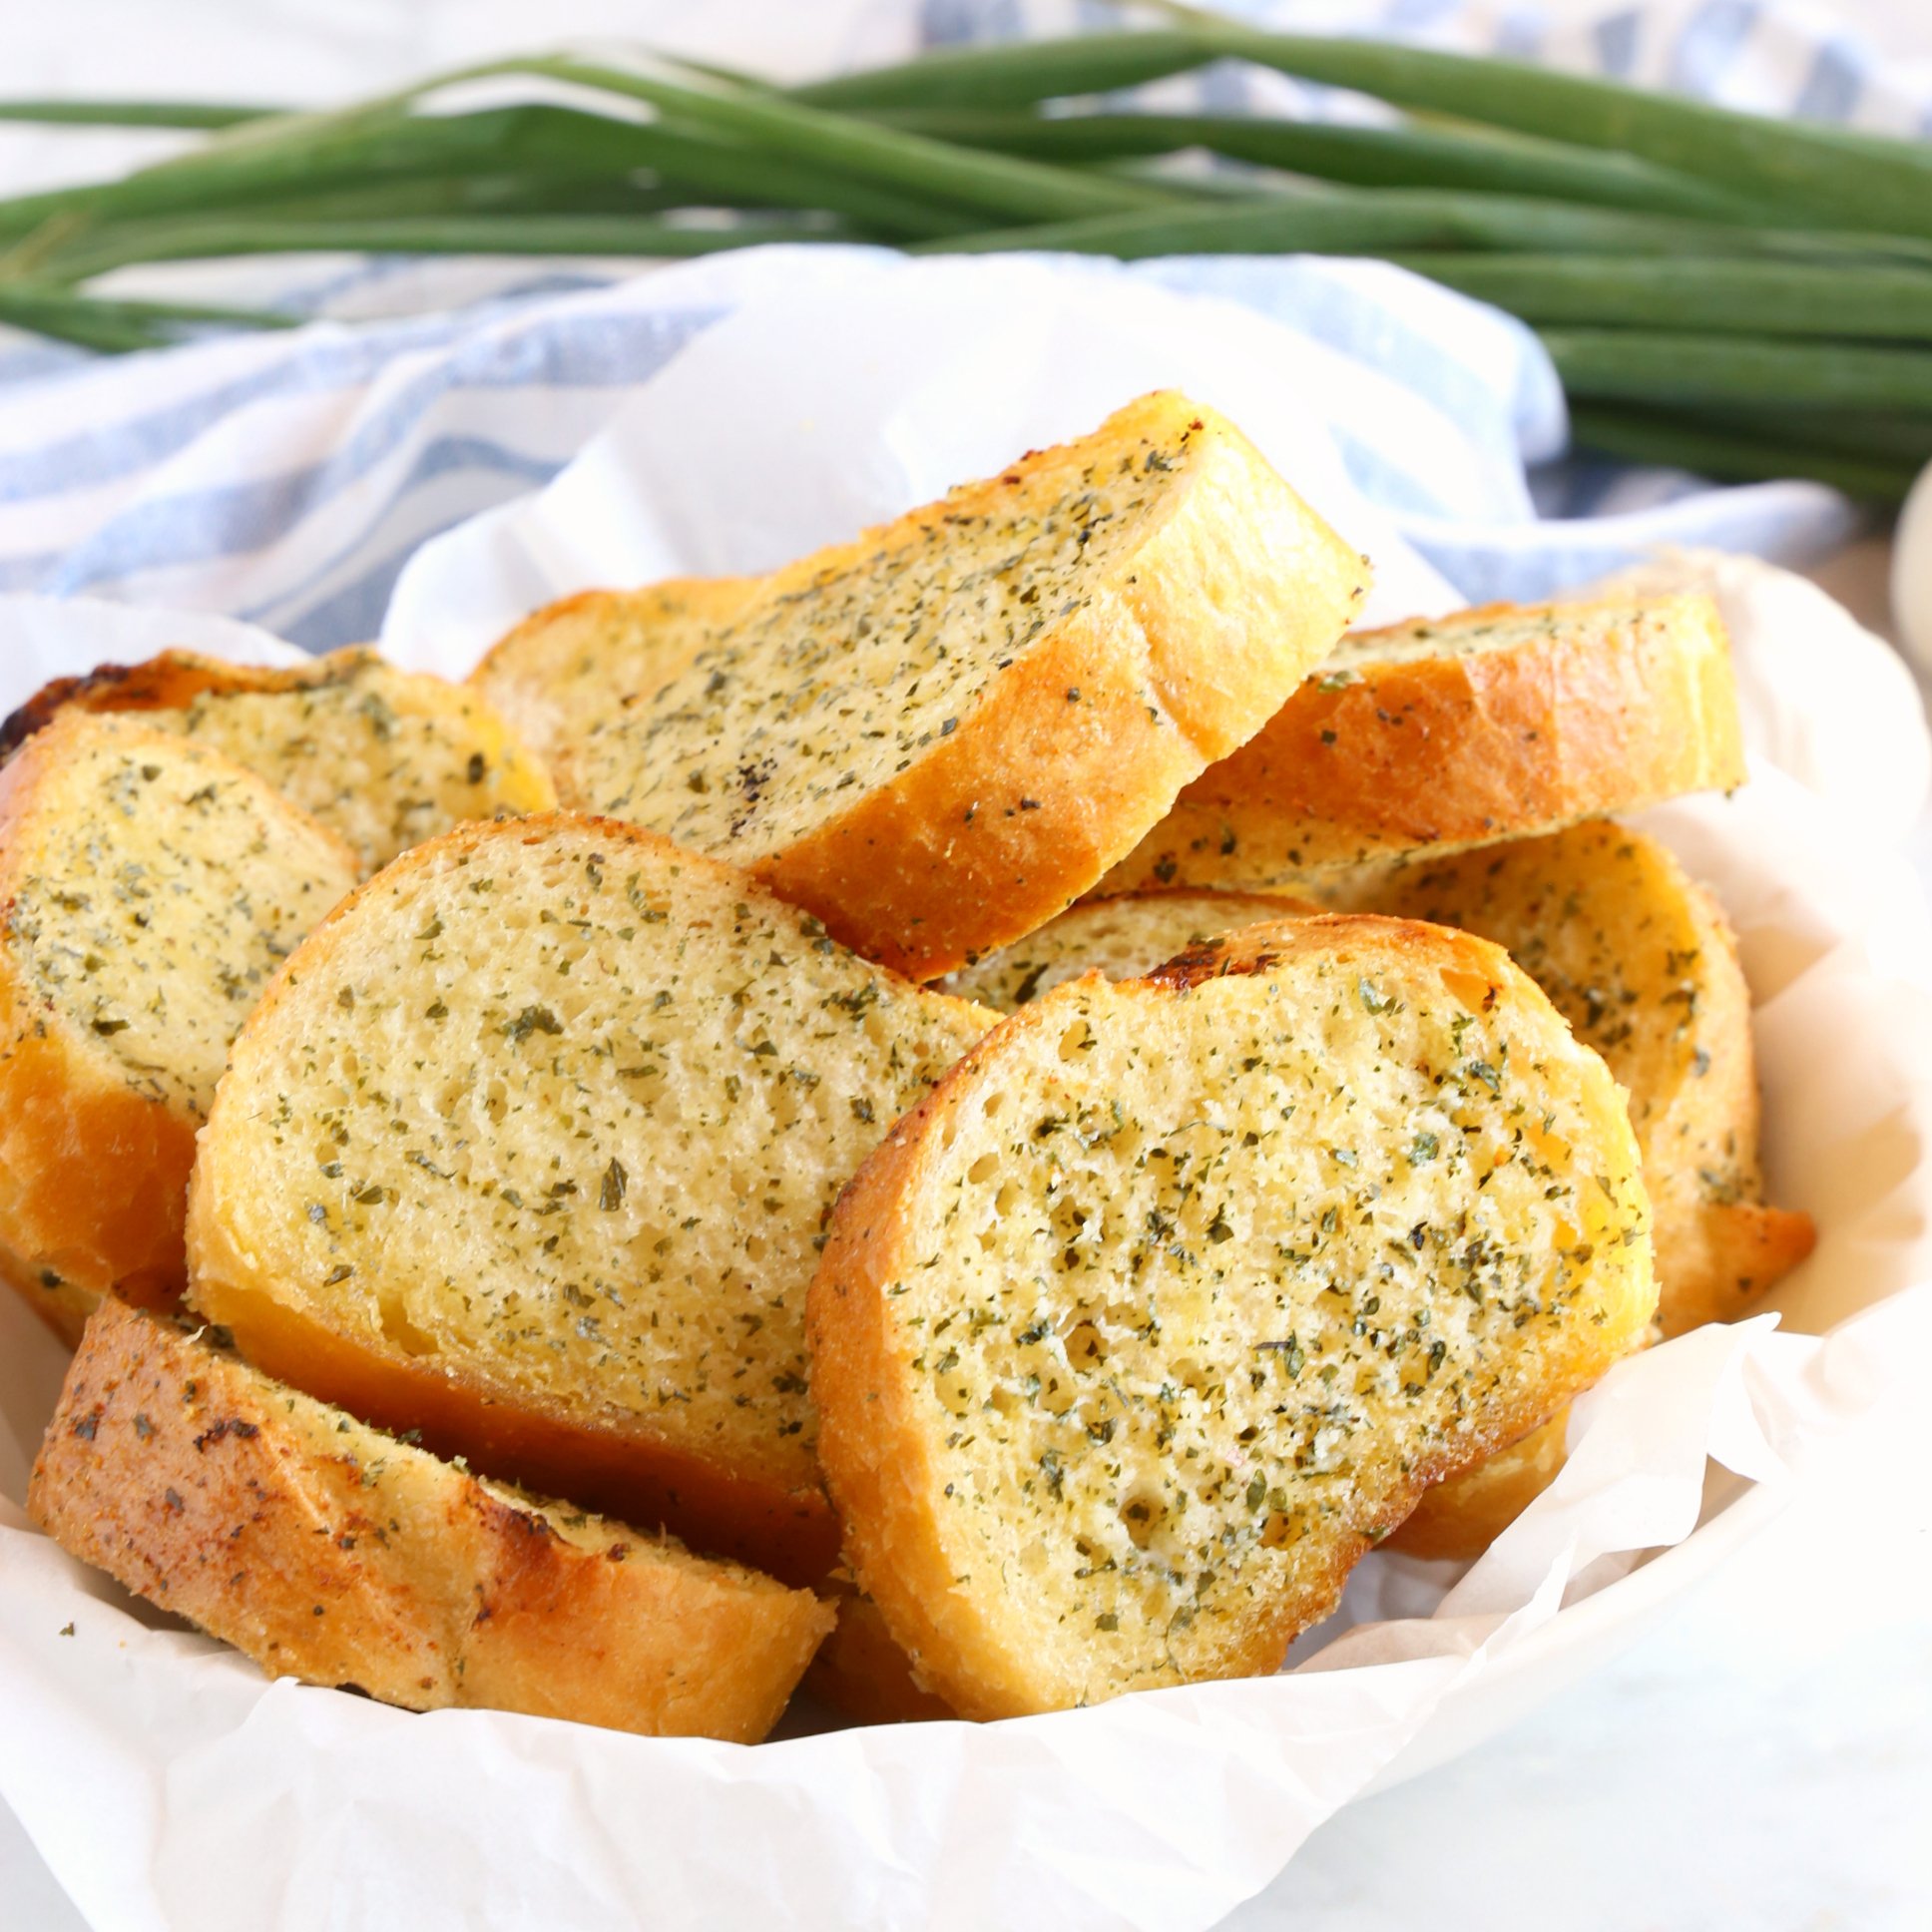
(809, 915, 1656, 1716)
(1103, 594, 1745, 890)
(760, 405, 1365, 979)
(0, 647, 557, 875)
(802, 1582, 956, 1725)
(939, 887, 1317, 1010)
(1384, 1411, 1570, 1561)
(29, 1301, 832, 1741)
(0, 717, 359, 1345)
(1347, 823, 1813, 1339)
(549, 395, 1368, 981)
(471, 579, 765, 769)
(0, 651, 289, 757)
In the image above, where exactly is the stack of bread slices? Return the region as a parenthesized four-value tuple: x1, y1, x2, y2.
(9, 391, 1810, 1737)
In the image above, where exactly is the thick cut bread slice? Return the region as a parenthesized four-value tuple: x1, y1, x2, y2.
(1355, 821, 1813, 1338)
(939, 888, 1317, 1010)
(470, 577, 764, 765)
(31, 1301, 831, 1741)
(0, 714, 360, 1345)
(1102, 594, 1744, 890)
(1368, 822, 1812, 1561)
(808, 915, 1656, 1717)
(0, 647, 556, 874)
(805, 1580, 957, 1726)
(186, 813, 992, 1583)
(555, 391, 1368, 979)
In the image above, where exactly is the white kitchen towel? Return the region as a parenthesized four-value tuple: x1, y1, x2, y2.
(0, 0, 1921, 648)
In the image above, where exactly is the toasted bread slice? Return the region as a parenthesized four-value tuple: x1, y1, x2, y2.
(0, 647, 556, 874)
(470, 577, 763, 766)
(1370, 822, 1812, 1561)
(186, 813, 992, 1583)
(31, 1301, 831, 1741)
(808, 915, 1656, 1717)
(938, 888, 1316, 1010)
(0, 714, 360, 1345)
(1356, 821, 1812, 1337)
(805, 1580, 957, 1726)
(553, 392, 1367, 979)
(1102, 594, 1744, 890)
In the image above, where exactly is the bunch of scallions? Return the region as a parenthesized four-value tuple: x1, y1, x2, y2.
(5, 15, 1932, 501)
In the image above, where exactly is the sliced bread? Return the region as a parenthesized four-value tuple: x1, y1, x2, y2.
(0, 713, 360, 1344)
(1355, 820, 1812, 1338)
(1370, 822, 1811, 1561)
(938, 888, 1316, 1010)
(1102, 594, 1744, 891)
(31, 1300, 831, 1741)
(0, 647, 557, 874)
(551, 391, 1368, 979)
(470, 576, 763, 766)
(185, 812, 992, 1583)
(807, 914, 1656, 1716)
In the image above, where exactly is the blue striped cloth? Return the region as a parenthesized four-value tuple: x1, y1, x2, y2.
(0, 0, 1922, 653)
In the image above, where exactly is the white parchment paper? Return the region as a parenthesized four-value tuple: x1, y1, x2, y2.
(3, 255, 1932, 1932)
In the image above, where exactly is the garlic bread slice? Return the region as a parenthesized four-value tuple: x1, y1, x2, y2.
(1, 646, 555, 874)
(0, 713, 359, 1343)
(1105, 594, 1743, 890)
(808, 915, 1656, 1716)
(940, 887, 1316, 1011)
(558, 391, 1367, 979)
(1369, 822, 1811, 1562)
(32, 1300, 831, 1742)
(186, 813, 992, 1582)
(471, 576, 763, 766)
(1359, 821, 1812, 1339)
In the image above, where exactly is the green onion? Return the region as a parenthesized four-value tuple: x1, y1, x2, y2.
(920, 188, 1932, 265)
(868, 107, 1769, 222)
(0, 281, 294, 352)
(1568, 402, 1923, 503)
(1545, 330, 1932, 410)
(35, 214, 844, 283)
(1389, 253, 1932, 341)
(801, 25, 1932, 240)
(0, 99, 272, 130)
(793, 31, 1211, 111)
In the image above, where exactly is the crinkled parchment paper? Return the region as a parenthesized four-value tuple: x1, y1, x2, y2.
(3, 255, 1931, 1932)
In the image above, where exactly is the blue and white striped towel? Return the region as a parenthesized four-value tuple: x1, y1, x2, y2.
(0, 0, 1922, 653)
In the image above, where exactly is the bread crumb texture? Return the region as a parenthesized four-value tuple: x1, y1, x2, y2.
(0, 712, 359, 1342)
(1, 647, 556, 874)
(941, 889, 1317, 1011)
(1101, 592, 1743, 887)
(187, 813, 990, 1517)
(809, 916, 1656, 1716)
(1349, 820, 1813, 1337)
(30, 1300, 831, 1740)
(471, 577, 764, 765)
(3, 714, 358, 1118)
(546, 390, 1366, 977)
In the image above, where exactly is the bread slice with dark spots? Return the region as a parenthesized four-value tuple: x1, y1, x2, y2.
(31, 1300, 831, 1742)
(1352, 821, 1811, 1339)
(553, 391, 1368, 979)
(470, 577, 764, 767)
(1103, 594, 1743, 891)
(808, 914, 1656, 1716)
(1358, 821, 1811, 1559)
(0, 713, 360, 1344)
(1, 646, 556, 874)
(940, 888, 1317, 1010)
(186, 812, 993, 1583)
